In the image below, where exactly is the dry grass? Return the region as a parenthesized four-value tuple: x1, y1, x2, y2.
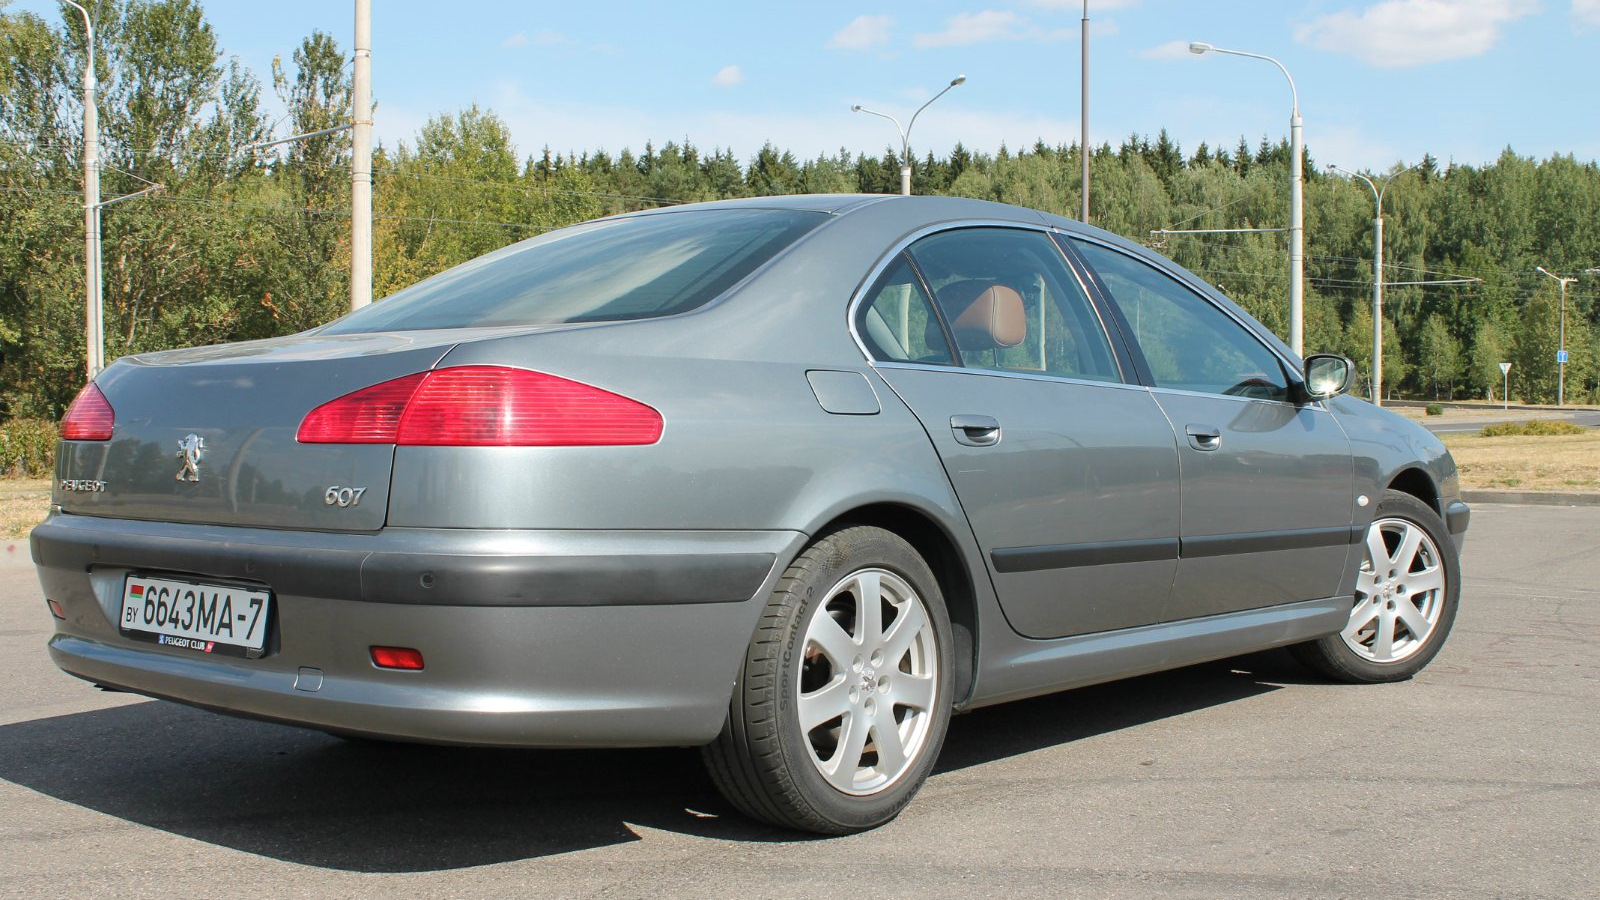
(1442, 429, 1600, 491)
(0, 479, 51, 540)
(0, 427, 1594, 537)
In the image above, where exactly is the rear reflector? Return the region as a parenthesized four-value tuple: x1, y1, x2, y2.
(298, 366, 663, 446)
(47, 599, 66, 620)
(60, 383, 115, 441)
(370, 646, 425, 670)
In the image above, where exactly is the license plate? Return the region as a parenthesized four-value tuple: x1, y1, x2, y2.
(120, 574, 271, 657)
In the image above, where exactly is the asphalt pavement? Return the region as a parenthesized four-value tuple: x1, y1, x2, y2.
(1, 503, 1596, 899)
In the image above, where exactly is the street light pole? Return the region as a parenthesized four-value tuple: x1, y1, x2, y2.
(1081, 0, 1090, 222)
(852, 75, 966, 196)
(1330, 163, 1418, 406)
(1537, 266, 1576, 406)
(62, 1, 102, 380)
(1189, 42, 1304, 356)
(350, 0, 373, 310)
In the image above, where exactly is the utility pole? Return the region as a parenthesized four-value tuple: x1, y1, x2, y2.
(62, 1, 101, 380)
(1537, 266, 1575, 406)
(351, 0, 373, 309)
(1330, 163, 1418, 406)
(852, 76, 965, 196)
(1080, 0, 1090, 223)
(1189, 43, 1304, 355)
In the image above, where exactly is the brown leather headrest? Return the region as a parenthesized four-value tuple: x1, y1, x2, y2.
(944, 281, 1026, 350)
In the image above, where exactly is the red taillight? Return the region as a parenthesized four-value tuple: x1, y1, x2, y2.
(61, 383, 115, 441)
(296, 372, 427, 444)
(298, 366, 663, 446)
(370, 646, 425, 670)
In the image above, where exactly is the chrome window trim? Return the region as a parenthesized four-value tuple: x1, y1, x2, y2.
(1143, 381, 1328, 411)
(846, 219, 1132, 386)
(869, 359, 1153, 393)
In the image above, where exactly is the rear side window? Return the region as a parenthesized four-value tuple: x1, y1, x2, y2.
(1072, 239, 1291, 402)
(323, 209, 827, 332)
(856, 255, 955, 365)
(856, 227, 1121, 382)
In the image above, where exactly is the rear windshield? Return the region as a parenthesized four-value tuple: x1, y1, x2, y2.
(322, 208, 827, 332)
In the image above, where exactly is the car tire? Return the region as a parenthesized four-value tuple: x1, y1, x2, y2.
(1292, 490, 1460, 683)
(702, 525, 954, 834)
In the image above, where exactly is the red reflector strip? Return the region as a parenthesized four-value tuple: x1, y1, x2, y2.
(370, 646, 425, 670)
(60, 383, 115, 441)
(47, 599, 66, 620)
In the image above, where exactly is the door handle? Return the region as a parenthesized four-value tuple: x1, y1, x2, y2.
(951, 415, 1002, 447)
(1185, 424, 1222, 451)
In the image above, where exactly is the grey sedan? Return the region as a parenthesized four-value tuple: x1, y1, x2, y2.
(34, 194, 1467, 834)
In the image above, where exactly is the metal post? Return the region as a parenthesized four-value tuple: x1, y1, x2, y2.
(1080, 0, 1090, 223)
(1288, 111, 1303, 357)
(351, 0, 373, 309)
(1330, 164, 1417, 407)
(1558, 278, 1567, 407)
(63, 1, 101, 379)
(1372, 213, 1383, 403)
(1538, 267, 1576, 407)
(852, 76, 964, 198)
(1189, 43, 1303, 356)
(1499, 362, 1511, 410)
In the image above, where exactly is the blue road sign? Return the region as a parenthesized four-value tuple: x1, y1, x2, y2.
(1557, 350, 1569, 363)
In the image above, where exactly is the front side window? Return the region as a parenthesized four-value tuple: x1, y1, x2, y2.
(324, 208, 827, 333)
(857, 228, 1120, 382)
(1072, 239, 1290, 401)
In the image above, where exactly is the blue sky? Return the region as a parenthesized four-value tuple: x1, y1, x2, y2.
(18, 0, 1600, 173)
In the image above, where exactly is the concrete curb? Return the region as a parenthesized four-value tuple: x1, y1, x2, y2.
(1460, 490, 1600, 507)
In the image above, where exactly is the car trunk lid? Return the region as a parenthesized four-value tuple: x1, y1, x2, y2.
(54, 330, 468, 532)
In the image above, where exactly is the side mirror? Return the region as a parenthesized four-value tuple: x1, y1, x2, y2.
(1301, 354, 1354, 401)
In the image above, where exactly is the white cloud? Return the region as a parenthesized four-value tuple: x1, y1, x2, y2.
(533, 30, 577, 47)
(504, 30, 576, 49)
(1295, 0, 1540, 68)
(712, 65, 744, 88)
(914, 10, 1074, 48)
(483, 82, 1073, 167)
(1576, 0, 1600, 26)
(1025, 0, 1141, 9)
(1141, 39, 1194, 60)
(828, 15, 894, 50)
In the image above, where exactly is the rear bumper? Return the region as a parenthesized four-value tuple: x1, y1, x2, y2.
(32, 514, 782, 607)
(32, 513, 804, 747)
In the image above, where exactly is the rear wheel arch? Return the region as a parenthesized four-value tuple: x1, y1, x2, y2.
(815, 503, 979, 708)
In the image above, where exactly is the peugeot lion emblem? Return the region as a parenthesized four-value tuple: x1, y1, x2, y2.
(175, 433, 205, 482)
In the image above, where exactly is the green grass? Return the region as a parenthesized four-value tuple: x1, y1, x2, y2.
(1480, 420, 1586, 437)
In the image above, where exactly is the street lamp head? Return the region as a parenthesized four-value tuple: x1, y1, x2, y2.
(950, 75, 967, 86)
(1189, 42, 1214, 55)
(850, 105, 863, 113)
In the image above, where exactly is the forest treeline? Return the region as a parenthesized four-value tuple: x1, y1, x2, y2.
(4, 0, 1599, 420)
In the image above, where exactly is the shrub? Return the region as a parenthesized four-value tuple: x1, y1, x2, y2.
(1425, 404, 1444, 416)
(1480, 420, 1586, 437)
(0, 418, 57, 477)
